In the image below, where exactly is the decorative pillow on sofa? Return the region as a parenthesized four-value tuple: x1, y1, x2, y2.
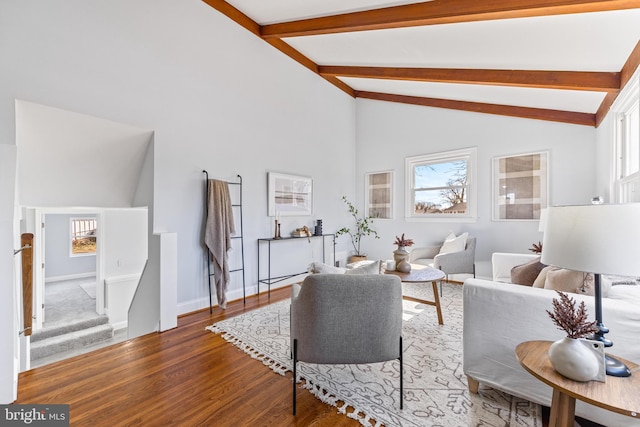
(438, 232, 468, 255)
(308, 262, 347, 274)
(345, 260, 382, 275)
(544, 267, 595, 295)
(532, 265, 553, 288)
(510, 257, 546, 286)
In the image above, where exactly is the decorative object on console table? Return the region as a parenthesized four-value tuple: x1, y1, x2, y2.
(393, 233, 414, 272)
(336, 196, 379, 262)
(314, 219, 322, 236)
(542, 203, 640, 377)
(546, 291, 603, 382)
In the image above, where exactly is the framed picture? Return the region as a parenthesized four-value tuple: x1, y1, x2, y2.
(492, 151, 548, 221)
(268, 172, 313, 216)
(365, 171, 393, 219)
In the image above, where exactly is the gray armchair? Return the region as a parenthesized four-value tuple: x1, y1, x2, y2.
(290, 273, 403, 415)
(409, 236, 476, 293)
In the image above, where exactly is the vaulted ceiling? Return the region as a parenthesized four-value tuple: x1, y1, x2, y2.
(203, 0, 640, 127)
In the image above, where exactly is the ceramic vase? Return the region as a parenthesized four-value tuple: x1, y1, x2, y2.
(393, 246, 410, 269)
(396, 260, 411, 273)
(548, 337, 600, 382)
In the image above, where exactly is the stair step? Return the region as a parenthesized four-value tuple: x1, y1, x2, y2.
(31, 324, 114, 360)
(31, 315, 110, 343)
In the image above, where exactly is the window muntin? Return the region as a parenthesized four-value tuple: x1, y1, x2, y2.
(406, 148, 476, 220)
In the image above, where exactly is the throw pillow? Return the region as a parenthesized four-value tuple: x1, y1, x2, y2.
(438, 232, 468, 255)
(510, 257, 546, 286)
(544, 268, 595, 295)
(532, 265, 553, 288)
(308, 262, 346, 274)
(345, 260, 382, 275)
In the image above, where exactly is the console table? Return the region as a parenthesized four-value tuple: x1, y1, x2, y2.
(257, 234, 335, 298)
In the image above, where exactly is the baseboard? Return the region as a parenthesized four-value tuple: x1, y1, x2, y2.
(111, 320, 128, 331)
(45, 272, 96, 283)
(177, 282, 293, 316)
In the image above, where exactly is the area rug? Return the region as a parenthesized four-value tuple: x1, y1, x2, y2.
(206, 283, 542, 426)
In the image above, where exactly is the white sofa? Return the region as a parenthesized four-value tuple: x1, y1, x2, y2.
(463, 253, 640, 427)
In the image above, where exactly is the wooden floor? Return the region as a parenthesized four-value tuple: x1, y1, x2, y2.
(17, 287, 360, 426)
(16, 285, 603, 427)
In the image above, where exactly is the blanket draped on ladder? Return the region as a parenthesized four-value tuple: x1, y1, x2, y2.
(204, 179, 235, 309)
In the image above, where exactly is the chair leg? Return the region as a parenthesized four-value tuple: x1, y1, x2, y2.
(293, 339, 297, 415)
(399, 336, 403, 410)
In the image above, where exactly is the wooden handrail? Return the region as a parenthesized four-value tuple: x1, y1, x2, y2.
(21, 233, 33, 336)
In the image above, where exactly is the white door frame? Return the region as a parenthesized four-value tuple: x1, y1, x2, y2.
(32, 207, 104, 331)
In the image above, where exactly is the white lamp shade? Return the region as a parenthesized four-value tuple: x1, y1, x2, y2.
(541, 204, 640, 277)
(538, 208, 547, 232)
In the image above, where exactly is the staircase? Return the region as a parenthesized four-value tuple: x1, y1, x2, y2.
(31, 315, 114, 361)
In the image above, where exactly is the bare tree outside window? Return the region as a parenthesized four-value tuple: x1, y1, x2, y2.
(71, 218, 97, 255)
(413, 160, 468, 214)
(405, 148, 477, 220)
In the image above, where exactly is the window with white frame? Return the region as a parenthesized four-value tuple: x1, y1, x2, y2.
(614, 76, 640, 203)
(405, 147, 477, 220)
(70, 217, 97, 256)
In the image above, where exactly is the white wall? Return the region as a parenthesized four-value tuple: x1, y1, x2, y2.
(103, 209, 148, 278)
(355, 100, 597, 278)
(0, 145, 18, 403)
(44, 214, 96, 280)
(0, 0, 356, 315)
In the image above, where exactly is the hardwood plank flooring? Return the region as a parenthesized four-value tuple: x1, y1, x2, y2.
(17, 287, 359, 426)
(16, 285, 602, 427)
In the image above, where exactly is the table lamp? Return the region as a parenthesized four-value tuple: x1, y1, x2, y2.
(541, 203, 640, 377)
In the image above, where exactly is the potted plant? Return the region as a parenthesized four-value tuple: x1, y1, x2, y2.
(546, 291, 601, 381)
(336, 196, 379, 262)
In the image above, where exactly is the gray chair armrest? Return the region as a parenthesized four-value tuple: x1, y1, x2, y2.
(409, 245, 441, 262)
(433, 237, 476, 275)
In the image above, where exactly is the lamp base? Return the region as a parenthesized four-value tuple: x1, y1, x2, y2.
(606, 354, 631, 377)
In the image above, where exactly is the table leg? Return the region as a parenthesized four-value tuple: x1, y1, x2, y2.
(432, 281, 443, 325)
(549, 388, 576, 427)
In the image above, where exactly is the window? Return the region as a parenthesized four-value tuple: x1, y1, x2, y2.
(70, 217, 97, 256)
(614, 76, 640, 203)
(405, 147, 477, 221)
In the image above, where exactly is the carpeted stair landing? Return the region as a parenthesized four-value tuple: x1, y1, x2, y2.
(31, 315, 114, 360)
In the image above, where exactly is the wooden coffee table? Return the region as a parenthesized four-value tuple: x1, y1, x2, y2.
(385, 264, 446, 325)
(516, 340, 640, 427)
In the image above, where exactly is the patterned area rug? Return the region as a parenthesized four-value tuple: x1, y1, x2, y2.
(206, 282, 541, 427)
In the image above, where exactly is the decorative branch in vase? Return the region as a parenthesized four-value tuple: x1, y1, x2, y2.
(546, 291, 601, 382)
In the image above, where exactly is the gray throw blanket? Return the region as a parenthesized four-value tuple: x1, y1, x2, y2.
(204, 179, 235, 309)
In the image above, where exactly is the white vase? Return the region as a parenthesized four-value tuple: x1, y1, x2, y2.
(548, 337, 600, 382)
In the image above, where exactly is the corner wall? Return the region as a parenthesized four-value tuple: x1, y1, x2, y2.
(355, 100, 597, 278)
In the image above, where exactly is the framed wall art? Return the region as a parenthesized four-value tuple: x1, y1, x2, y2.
(267, 172, 312, 216)
(492, 151, 548, 221)
(365, 170, 393, 219)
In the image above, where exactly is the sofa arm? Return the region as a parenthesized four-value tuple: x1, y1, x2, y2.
(463, 278, 640, 427)
(491, 252, 539, 282)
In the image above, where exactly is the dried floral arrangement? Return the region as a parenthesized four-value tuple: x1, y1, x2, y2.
(546, 291, 598, 339)
(529, 241, 543, 254)
(394, 233, 414, 247)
